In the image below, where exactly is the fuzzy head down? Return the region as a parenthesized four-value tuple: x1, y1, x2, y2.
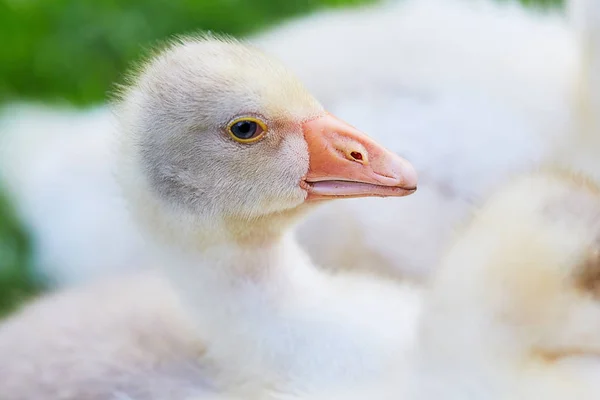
(112, 35, 325, 246)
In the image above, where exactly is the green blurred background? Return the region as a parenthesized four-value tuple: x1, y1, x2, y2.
(0, 0, 563, 317)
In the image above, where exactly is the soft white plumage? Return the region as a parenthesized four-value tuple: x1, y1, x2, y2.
(400, 170, 600, 400)
(338, 3, 600, 397)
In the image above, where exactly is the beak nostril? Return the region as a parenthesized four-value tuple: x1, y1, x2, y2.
(350, 151, 363, 161)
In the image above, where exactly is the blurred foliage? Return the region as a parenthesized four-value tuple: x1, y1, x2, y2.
(0, 0, 566, 318)
(517, 0, 562, 5)
(0, 190, 40, 317)
(0, 0, 375, 106)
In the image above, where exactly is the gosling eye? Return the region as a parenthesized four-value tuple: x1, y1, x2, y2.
(228, 118, 267, 143)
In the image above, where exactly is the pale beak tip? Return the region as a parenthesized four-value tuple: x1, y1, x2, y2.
(400, 161, 418, 190)
(385, 154, 418, 190)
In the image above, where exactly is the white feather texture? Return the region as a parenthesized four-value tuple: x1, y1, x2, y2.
(399, 169, 600, 400)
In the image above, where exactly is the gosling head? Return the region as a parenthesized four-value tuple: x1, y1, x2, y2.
(114, 35, 417, 247)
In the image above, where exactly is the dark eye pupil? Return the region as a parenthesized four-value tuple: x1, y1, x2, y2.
(232, 121, 257, 139)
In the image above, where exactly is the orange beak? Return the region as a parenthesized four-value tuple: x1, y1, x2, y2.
(301, 113, 418, 201)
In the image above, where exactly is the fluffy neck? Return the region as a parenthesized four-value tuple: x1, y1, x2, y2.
(119, 158, 417, 393)
(142, 206, 420, 398)
(146, 212, 415, 396)
(151, 226, 314, 389)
